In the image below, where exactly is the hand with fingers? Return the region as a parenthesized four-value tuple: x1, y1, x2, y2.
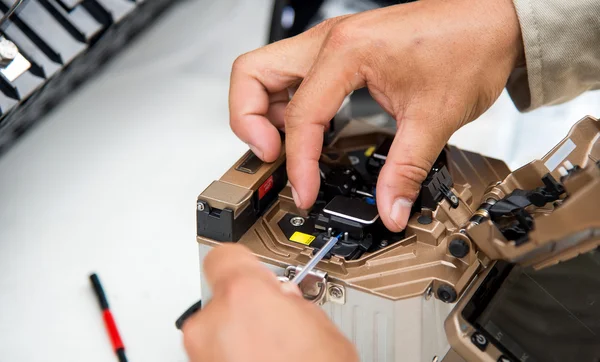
(181, 244, 359, 362)
(229, 0, 523, 232)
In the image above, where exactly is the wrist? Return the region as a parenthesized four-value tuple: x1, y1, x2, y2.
(491, 0, 526, 70)
(505, 1, 526, 68)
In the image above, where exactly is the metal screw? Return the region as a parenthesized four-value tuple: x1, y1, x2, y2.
(379, 240, 389, 248)
(424, 285, 433, 300)
(432, 356, 439, 362)
(329, 286, 343, 299)
(450, 195, 458, 204)
(197, 203, 205, 211)
(290, 216, 305, 227)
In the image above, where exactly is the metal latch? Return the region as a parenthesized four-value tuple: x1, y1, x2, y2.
(278, 266, 346, 305)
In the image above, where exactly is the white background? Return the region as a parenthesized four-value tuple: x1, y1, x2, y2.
(1, 1, 599, 361)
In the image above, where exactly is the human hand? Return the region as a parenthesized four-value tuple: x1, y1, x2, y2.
(181, 244, 359, 362)
(229, 0, 523, 231)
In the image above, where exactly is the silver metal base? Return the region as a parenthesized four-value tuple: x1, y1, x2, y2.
(199, 243, 453, 362)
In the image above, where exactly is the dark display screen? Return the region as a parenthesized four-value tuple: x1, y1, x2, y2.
(464, 249, 600, 362)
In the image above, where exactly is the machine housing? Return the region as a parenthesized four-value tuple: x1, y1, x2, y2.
(196, 116, 600, 362)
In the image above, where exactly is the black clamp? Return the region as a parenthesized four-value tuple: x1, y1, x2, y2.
(439, 183, 459, 208)
(421, 165, 459, 209)
(527, 174, 566, 206)
(488, 173, 566, 245)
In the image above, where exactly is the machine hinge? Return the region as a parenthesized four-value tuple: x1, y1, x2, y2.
(278, 266, 346, 305)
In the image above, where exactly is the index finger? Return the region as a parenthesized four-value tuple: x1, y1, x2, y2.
(229, 20, 344, 163)
(285, 42, 364, 209)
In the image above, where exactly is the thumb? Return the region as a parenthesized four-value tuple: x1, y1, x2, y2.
(376, 118, 452, 232)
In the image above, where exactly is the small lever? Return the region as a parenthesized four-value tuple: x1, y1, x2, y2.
(439, 183, 459, 208)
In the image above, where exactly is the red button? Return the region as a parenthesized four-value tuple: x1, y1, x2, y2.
(258, 176, 274, 200)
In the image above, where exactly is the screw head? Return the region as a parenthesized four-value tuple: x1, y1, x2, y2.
(437, 284, 457, 303)
(290, 216, 305, 227)
(197, 203, 205, 211)
(329, 286, 343, 299)
(450, 195, 458, 204)
(424, 285, 433, 300)
(379, 240, 389, 248)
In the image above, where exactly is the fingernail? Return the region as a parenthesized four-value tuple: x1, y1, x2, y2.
(291, 184, 302, 208)
(248, 144, 263, 159)
(390, 198, 413, 230)
(281, 282, 302, 297)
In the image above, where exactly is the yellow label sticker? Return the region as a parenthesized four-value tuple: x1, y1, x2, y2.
(364, 146, 376, 157)
(289, 232, 315, 245)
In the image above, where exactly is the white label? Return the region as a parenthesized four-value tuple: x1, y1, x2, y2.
(544, 139, 576, 171)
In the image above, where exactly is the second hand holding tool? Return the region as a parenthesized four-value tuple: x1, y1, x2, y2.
(176, 233, 342, 329)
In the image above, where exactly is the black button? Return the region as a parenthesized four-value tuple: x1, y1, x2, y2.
(471, 332, 488, 351)
(449, 239, 470, 258)
(417, 215, 432, 224)
(236, 152, 263, 174)
(498, 356, 513, 362)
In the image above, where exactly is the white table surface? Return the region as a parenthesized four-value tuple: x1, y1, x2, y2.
(0, 1, 599, 361)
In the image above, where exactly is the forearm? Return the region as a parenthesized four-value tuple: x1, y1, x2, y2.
(507, 0, 600, 111)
